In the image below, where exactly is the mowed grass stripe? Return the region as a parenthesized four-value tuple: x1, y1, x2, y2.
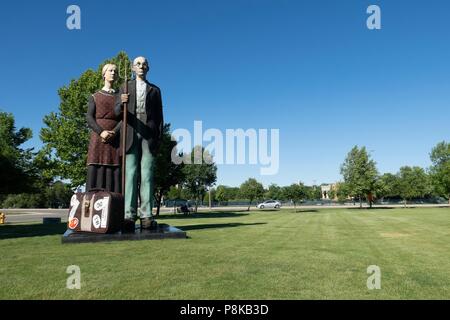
(0, 207, 449, 299)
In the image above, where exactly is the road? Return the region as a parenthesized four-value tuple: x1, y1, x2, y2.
(1, 204, 448, 225)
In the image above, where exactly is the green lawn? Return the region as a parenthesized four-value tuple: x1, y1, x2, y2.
(1, 207, 449, 299)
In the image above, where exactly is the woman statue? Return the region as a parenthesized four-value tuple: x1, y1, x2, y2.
(86, 63, 121, 193)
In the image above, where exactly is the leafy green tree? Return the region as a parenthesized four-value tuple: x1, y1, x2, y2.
(167, 185, 183, 200)
(429, 141, 450, 204)
(265, 183, 282, 200)
(375, 173, 400, 200)
(44, 181, 73, 208)
(239, 178, 265, 210)
(0, 111, 35, 195)
(38, 52, 131, 187)
(215, 185, 230, 204)
(328, 189, 336, 200)
(336, 182, 351, 203)
(215, 186, 241, 203)
(2, 194, 43, 208)
(283, 183, 307, 210)
(304, 185, 322, 200)
(226, 187, 240, 201)
(153, 124, 186, 216)
(182, 146, 217, 212)
(340, 146, 379, 208)
(397, 166, 430, 207)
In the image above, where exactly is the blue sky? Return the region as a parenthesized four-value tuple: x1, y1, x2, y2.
(1, 0, 449, 187)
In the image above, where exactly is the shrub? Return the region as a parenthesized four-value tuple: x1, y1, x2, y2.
(2, 194, 44, 208)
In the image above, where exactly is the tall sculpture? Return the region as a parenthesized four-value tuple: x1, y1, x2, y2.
(86, 63, 121, 193)
(115, 56, 164, 232)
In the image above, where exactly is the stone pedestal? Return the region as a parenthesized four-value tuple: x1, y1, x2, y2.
(61, 223, 187, 244)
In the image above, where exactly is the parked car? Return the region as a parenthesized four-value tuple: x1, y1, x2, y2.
(257, 200, 281, 209)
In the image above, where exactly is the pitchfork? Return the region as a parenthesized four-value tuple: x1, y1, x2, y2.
(119, 59, 131, 196)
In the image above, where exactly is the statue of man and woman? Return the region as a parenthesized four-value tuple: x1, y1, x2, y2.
(85, 56, 163, 232)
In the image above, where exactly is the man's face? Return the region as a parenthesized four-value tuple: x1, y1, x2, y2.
(133, 57, 149, 78)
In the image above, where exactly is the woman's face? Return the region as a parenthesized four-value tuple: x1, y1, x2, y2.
(104, 65, 117, 82)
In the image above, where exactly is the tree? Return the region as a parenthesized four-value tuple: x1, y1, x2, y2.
(375, 173, 400, 200)
(167, 185, 183, 200)
(328, 189, 336, 200)
(0, 111, 35, 195)
(226, 187, 240, 201)
(153, 124, 186, 216)
(44, 181, 73, 208)
(304, 185, 322, 200)
(429, 141, 450, 204)
(239, 178, 264, 211)
(336, 182, 351, 203)
(182, 146, 217, 212)
(397, 166, 430, 207)
(265, 183, 282, 200)
(215, 185, 230, 204)
(340, 146, 379, 208)
(283, 183, 307, 210)
(2, 193, 44, 209)
(38, 52, 131, 187)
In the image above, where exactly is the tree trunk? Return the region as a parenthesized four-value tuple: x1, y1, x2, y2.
(195, 191, 200, 213)
(404, 199, 407, 208)
(155, 192, 162, 217)
(359, 197, 362, 208)
(248, 199, 252, 211)
(448, 195, 450, 206)
(209, 189, 212, 210)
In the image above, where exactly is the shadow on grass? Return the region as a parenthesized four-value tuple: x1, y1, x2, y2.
(176, 222, 266, 231)
(347, 207, 394, 210)
(156, 210, 250, 220)
(0, 222, 67, 240)
(294, 209, 319, 213)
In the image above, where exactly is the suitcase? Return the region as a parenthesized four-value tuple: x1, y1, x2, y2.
(67, 190, 124, 234)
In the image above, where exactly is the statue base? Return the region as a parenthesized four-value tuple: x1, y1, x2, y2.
(61, 223, 187, 244)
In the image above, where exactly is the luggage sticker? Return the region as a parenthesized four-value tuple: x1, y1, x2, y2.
(100, 197, 110, 228)
(94, 198, 106, 211)
(69, 195, 80, 219)
(68, 217, 79, 229)
(93, 215, 101, 229)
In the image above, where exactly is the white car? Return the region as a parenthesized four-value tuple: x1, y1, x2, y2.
(257, 200, 281, 209)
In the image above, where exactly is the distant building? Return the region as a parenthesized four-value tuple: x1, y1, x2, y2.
(321, 183, 338, 200)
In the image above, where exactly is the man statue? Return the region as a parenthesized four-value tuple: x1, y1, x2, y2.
(115, 56, 164, 232)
